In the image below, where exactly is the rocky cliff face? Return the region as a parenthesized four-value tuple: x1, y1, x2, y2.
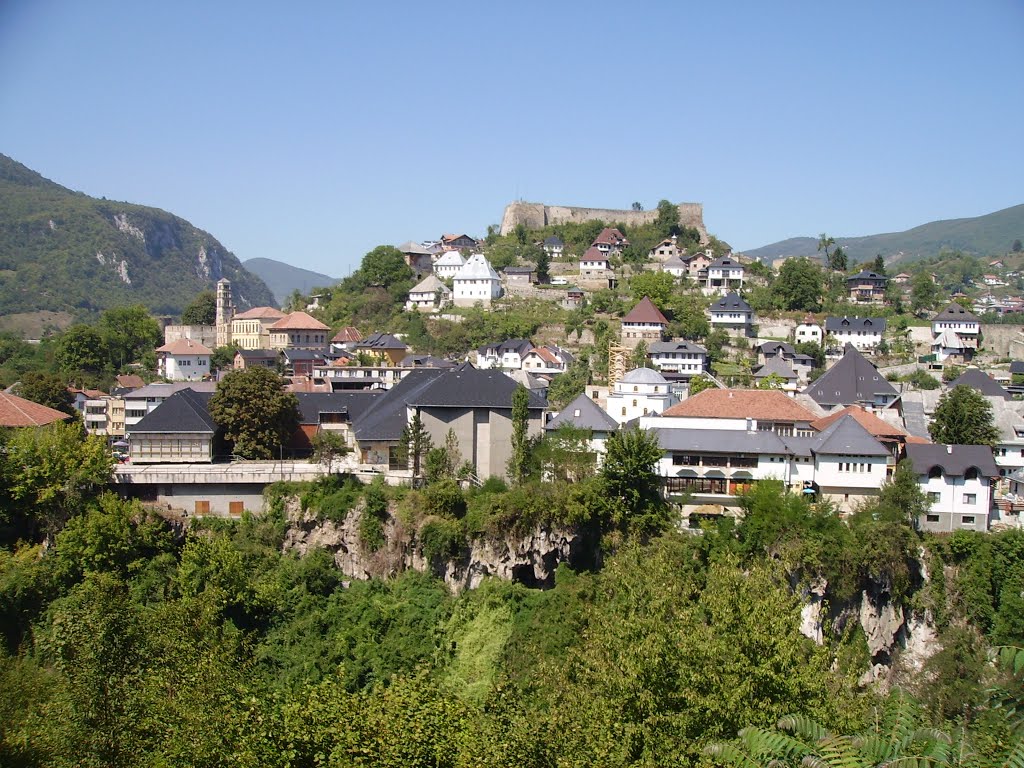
(281, 498, 599, 593)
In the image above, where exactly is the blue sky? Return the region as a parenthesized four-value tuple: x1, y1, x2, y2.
(1, 1, 1021, 278)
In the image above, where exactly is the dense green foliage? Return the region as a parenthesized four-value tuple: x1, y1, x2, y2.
(929, 385, 1000, 446)
(0, 153, 275, 319)
(209, 367, 301, 459)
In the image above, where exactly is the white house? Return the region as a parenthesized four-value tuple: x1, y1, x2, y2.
(452, 253, 502, 306)
(475, 339, 534, 370)
(931, 303, 980, 349)
(521, 345, 573, 376)
(794, 315, 823, 346)
(704, 255, 745, 294)
(647, 340, 707, 377)
(620, 296, 669, 347)
(405, 274, 452, 312)
(824, 316, 886, 353)
(709, 292, 754, 336)
(906, 443, 999, 533)
(660, 253, 690, 279)
(124, 381, 218, 429)
(433, 250, 466, 279)
(649, 237, 681, 262)
(606, 367, 677, 424)
(542, 235, 564, 258)
(155, 338, 213, 381)
(579, 246, 611, 277)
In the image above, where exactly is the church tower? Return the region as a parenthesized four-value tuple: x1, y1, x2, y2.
(216, 278, 234, 348)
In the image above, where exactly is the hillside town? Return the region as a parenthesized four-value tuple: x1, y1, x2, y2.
(8, 210, 1024, 540)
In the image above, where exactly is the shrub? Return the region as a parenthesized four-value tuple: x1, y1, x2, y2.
(423, 479, 466, 519)
(420, 518, 466, 563)
(359, 478, 390, 552)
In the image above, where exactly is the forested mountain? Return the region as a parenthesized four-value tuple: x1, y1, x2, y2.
(0, 154, 275, 319)
(242, 257, 336, 306)
(744, 203, 1024, 265)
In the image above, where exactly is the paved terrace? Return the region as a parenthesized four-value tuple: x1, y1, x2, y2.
(113, 461, 329, 485)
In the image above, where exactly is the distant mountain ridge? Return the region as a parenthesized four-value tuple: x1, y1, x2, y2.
(0, 153, 275, 319)
(242, 257, 336, 306)
(743, 204, 1024, 265)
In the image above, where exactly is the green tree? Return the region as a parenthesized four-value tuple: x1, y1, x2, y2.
(911, 271, 942, 315)
(398, 411, 433, 482)
(535, 424, 597, 483)
(873, 254, 886, 275)
(757, 373, 786, 390)
(311, 430, 350, 473)
(546, 355, 590, 409)
(55, 324, 106, 375)
(874, 459, 930, 524)
(688, 374, 716, 396)
(180, 290, 217, 325)
(794, 340, 825, 369)
(705, 328, 730, 363)
(358, 245, 414, 288)
(210, 343, 241, 371)
(629, 340, 649, 370)
(535, 248, 550, 283)
(601, 426, 668, 536)
(669, 292, 711, 340)
(929, 385, 999, 446)
(628, 273, 675, 308)
(98, 305, 160, 369)
(17, 371, 74, 415)
(4, 422, 114, 537)
(830, 244, 848, 272)
(507, 385, 533, 485)
(775, 258, 823, 311)
(208, 367, 300, 459)
(655, 199, 680, 237)
(817, 232, 835, 266)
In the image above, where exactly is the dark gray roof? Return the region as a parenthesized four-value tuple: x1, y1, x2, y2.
(753, 357, 798, 380)
(131, 390, 215, 434)
(236, 348, 281, 360)
(947, 368, 1010, 399)
(545, 393, 618, 433)
(933, 302, 979, 324)
(478, 338, 533, 356)
(905, 443, 999, 478)
(811, 415, 890, 456)
(804, 345, 898, 407)
(503, 266, 535, 274)
(410, 363, 547, 409)
(399, 354, 457, 369)
(649, 340, 707, 354)
(757, 341, 795, 357)
(543, 235, 564, 246)
(846, 270, 888, 282)
(655, 427, 789, 455)
(357, 332, 407, 350)
(711, 292, 751, 312)
(1010, 361, 1024, 375)
(295, 392, 382, 425)
(351, 369, 448, 442)
(283, 349, 326, 362)
(708, 256, 743, 269)
(824, 316, 887, 332)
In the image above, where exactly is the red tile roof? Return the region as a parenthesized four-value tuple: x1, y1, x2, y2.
(0, 391, 71, 427)
(593, 227, 628, 246)
(810, 405, 907, 440)
(622, 296, 668, 325)
(580, 246, 607, 261)
(233, 306, 287, 321)
(332, 326, 362, 343)
(155, 338, 213, 355)
(269, 311, 330, 331)
(662, 389, 819, 421)
(115, 374, 145, 389)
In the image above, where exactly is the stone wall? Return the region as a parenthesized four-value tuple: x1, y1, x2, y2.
(979, 324, 1024, 357)
(499, 200, 708, 243)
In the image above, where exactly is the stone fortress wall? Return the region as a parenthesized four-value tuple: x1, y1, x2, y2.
(499, 201, 708, 243)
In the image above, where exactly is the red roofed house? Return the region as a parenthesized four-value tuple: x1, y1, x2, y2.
(579, 245, 611, 278)
(620, 296, 668, 348)
(0, 391, 70, 428)
(230, 306, 287, 350)
(156, 338, 213, 381)
(440, 233, 479, 251)
(592, 227, 629, 255)
(269, 311, 330, 353)
(653, 388, 820, 436)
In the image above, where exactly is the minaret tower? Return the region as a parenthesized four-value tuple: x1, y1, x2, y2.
(216, 278, 234, 348)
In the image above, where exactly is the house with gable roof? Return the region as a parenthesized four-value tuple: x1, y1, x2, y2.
(804, 344, 899, 411)
(620, 296, 668, 348)
(704, 255, 745, 294)
(230, 306, 287, 350)
(433, 250, 467, 279)
(397, 240, 437, 277)
(947, 367, 1010, 400)
(155, 338, 213, 381)
(931, 302, 981, 350)
(521, 345, 573, 376)
(542, 235, 564, 258)
(405, 274, 452, 312)
(794, 314, 823, 346)
(846, 270, 889, 304)
(128, 389, 218, 464)
(356, 332, 409, 366)
(452, 253, 502, 306)
(544, 392, 619, 469)
(268, 311, 330, 353)
(660, 253, 690, 279)
(0, 391, 70, 428)
(648, 340, 707, 378)
(649, 237, 681, 262)
(592, 227, 628, 255)
(579, 245, 611, 278)
(475, 339, 534, 371)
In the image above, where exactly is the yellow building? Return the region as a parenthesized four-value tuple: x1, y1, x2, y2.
(230, 307, 286, 349)
(268, 311, 330, 352)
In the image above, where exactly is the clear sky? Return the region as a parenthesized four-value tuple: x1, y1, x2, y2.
(1, 1, 1021, 277)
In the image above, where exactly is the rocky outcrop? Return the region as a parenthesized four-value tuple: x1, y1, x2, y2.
(282, 498, 599, 593)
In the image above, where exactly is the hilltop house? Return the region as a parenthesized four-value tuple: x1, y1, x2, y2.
(356, 332, 409, 366)
(649, 237, 681, 262)
(804, 344, 898, 411)
(592, 227, 628, 254)
(846, 270, 889, 303)
(931, 303, 981, 351)
(620, 296, 668, 348)
(452, 253, 502, 306)
(795, 315, 823, 346)
(155, 338, 212, 381)
(398, 241, 436, 277)
(476, 339, 534, 370)
(405, 274, 452, 312)
(433, 250, 466, 279)
(579, 246, 611, 278)
(440, 233, 478, 250)
(709, 292, 754, 337)
(521, 345, 573, 376)
(542, 235, 564, 258)
(647, 340, 707, 378)
(661, 253, 690, 279)
(704, 255, 745, 294)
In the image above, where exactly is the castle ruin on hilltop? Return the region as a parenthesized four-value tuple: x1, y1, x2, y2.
(499, 200, 708, 243)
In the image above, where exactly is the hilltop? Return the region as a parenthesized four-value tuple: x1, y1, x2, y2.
(743, 203, 1024, 265)
(242, 257, 336, 306)
(0, 154, 275, 322)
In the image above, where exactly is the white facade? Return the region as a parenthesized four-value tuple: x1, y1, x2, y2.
(605, 368, 677, 424)
(452, 254, 502, 306)
(433, 251, 466, 279)
(794, 321, 823, 346)
(648, 343, 707, 375)
(159, 350, 211, 381)
(830, 328, 882, 351)
(919, 468, 992, 532)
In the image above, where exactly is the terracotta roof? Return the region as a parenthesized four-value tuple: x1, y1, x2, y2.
(115, 374, 145, 389)
(233, 306, 286, 321)
(593, 227, 628, 246)
(810, 405, 907, 440)
(622, 296, 668, 325)
(332, 326, 362, 343)
(662, 388, 819, 421)
(580, 246, 607, 261)
(269, 311, 330, 331)
(0, 391, 71, 427)
(155, 338, 213, 355)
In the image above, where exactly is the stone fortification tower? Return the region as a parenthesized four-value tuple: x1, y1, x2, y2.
(215, 278, 234, 348)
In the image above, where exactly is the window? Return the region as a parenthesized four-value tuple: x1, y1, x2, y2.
(961, 516, 976, 526)
(621, 407, 626, 416)
(963, 493, 977, 505)
(928, 492, 941, 503)
(926, 514, 940, 523)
